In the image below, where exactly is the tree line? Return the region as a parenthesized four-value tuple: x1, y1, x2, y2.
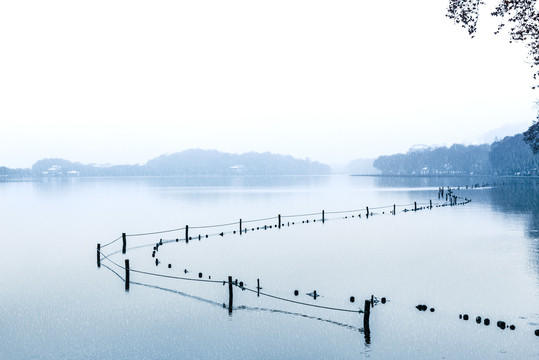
(373, 134, 539, 176)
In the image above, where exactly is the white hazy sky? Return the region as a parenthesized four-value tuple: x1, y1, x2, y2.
(0, 0, 537, 168)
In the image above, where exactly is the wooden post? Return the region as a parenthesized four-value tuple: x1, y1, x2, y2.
(185, 225, 189, 242)
(430, 199, 432, 209)
(228, 276, 233, 314)
(414, 202, 417, 211)
(322, 210, 325, 223)
(278, 214, 281, 229)
(393, 204, 396, 215)
(125, 259, 130, 291)
(122, 233, 126, 254)
(257, 278, 260, 297)
(371, 294, 374, 308)
(366, 206, 369, 218)
(97, 243, 101, 268)
(239, 219, 242, 235)
(364, 299, 371, 343)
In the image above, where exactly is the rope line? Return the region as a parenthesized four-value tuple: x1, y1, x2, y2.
(127, 227, 186, 237)
(242, 286, 363, 314)
(102, 255, 223, 284)
(190, 221, 239, 230)
(101, 236, 122, 248)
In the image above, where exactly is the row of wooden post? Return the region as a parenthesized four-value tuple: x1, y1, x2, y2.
(113, 204, 420, 257)
(100, 254, 373, 339)
(98, 201, 432, 271)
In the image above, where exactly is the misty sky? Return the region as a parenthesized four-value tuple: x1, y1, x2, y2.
(1, 0, 537, 168)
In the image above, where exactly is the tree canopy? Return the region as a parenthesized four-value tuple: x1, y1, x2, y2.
(446, 0, 539, 153)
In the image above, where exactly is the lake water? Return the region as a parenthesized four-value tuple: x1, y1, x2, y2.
(0, 175, 537, 359)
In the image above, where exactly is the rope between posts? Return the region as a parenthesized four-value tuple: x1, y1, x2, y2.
(241, 286, 363, 314)
(190, 221, 239, 230)
(127, 227, 186, 237)
(101, 253, 223, 284)
(281, 212, 321, 219)
(101, 235, 122, 248)
(98, 249, 364, 314)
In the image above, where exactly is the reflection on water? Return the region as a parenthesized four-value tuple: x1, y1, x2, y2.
(1, 175, 538, 359)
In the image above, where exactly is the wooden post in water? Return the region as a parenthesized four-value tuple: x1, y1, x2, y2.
(228, 276, 233, 314)
(185, 225, 189, 242)
(414, 202, 417, 211)
(239, 219, 242, 235)
(122, 233, 126, 254)
(366, 206, 369, 218)
(393, 204, 396, 215)
(257, 278, 260, 297)
(97, 243, 101, 268)
(278, 214, 281, 229)
(125, 259, 130, 291)
(430, 200, 432, 209)
(322, 210, 325, 223)
(364, 299, 371, 343)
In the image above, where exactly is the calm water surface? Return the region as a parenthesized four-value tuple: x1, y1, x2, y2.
(0, 175, 537, 359)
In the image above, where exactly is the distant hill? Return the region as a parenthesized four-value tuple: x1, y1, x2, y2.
(1, 149, 331, 179)
(367, 135, 539, 176)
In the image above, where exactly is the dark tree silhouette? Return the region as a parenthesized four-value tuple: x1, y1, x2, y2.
(446, 0, 539, 152)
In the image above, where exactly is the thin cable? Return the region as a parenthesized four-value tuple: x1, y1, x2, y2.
(281, 212, 321, 219)
(325, 209, 364, 215)
(102, 255, 223, 284)
(127, 227, 186, 237)
(101, 236, 122, 248)
(242, 286, 363, 314)
(243, 216, 278, 224)
(190, 221, 239, 230)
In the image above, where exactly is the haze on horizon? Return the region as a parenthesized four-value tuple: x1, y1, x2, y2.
(1, 0, 537, 169)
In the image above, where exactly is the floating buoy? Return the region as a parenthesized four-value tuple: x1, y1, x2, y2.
(176, 238, 178, 242)
(430, 308, 435, 312)
(535, 329, 539, 336)
(476, 316, 481, 324)
(198, 272, 202, 278)
(509, 325, 515, 330)
(219, 232, 224, 236)
(463, 314, 469, 321)
(239, 281, 244, 288)
(184, 269, 188, 274)
(484, 318, 490, 326)
(155, 259, 159, 266)
(168, 264, 171, 269)
(381, 297, 386, 304)
(294, 290, 299, 296)
(350, 296, 355, 303)
(459, 314, 462, 319)
(152, 252, 155, 258)
(497, 321, 506, 330)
